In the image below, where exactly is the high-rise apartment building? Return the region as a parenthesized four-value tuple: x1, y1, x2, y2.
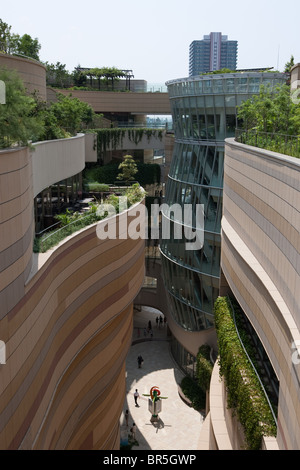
(189, 32, 238, 76)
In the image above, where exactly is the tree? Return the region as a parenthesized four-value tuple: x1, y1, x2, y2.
(46, 93, 95, 136)
(284, 55, 294, 73)
(15, 33, 41, 60)
(117, 155, 138, 183)
(45, 62, 72, 88)
(0, 19, 12, 53)
(237, 83, 300, 135)
(0, 68, 43, 148)
(0, 19, 41, 60)
(72, 65, 87, 88)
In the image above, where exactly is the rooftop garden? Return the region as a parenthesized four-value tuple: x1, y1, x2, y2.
(45, 63, 136, 92)
(34, 183, 145, 253)
(236, 80, 300, 158)
(0, 66, 101, 148)
(0, 17, 137, 97)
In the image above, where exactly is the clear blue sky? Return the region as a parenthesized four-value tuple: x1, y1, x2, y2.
(1, 0, 299, 84)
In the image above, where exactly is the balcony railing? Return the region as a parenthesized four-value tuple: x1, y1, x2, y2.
(235, 128, 300, 159)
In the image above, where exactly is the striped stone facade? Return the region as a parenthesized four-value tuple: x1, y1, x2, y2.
(0, 146, 145, 449)
(221, 138, 300, 449)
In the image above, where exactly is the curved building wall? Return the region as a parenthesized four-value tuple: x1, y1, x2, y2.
(0, 146, 145, 449)
(0, 53, 47, 100)
(32, 133, 85, 197)
(162, 73, 287, 354)
(221, 138, 300, 450)
(0, 147, 34, 314)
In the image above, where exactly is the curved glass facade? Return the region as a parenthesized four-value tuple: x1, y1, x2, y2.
(161, 72, 287, 332)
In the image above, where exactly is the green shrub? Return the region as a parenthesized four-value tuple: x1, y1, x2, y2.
(87, 162, 161, 186)
(196, 345, 213, 393)
(214, 296, 277, 450)
(125, 183, 145, 207)
(180, 376, 205, 411)
(33, 185, 145, 253)
(84, 182, 110, 192)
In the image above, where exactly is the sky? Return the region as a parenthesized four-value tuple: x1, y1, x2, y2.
(1, 0, 299, 85)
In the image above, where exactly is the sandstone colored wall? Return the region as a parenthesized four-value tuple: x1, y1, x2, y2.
(221, 138, 300, 450)
(0, 147, 34, 315)
(0, 146, 145, 449)
(47, 88, 171, 115)
(0, 53, 47, 100)
(32, 133, 86, 197)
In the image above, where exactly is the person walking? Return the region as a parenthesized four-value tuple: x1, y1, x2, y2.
(134, 389, 139, 406)
(137, 355, 143, 368)
(125, 409, 129, 427)
(131, 422, 137, 440)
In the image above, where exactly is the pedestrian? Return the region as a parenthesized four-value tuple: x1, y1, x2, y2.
(125, 409, 129, 427)
(148, 320, 152, 331)
(137, 354, 143, 368)
(134, 389, 139, 406)
(159, 315, 163, 327)
(156, 316, 159, 327)
(131, 422, 137, 440)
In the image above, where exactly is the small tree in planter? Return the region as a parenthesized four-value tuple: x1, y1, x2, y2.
(117, 154, 138, 184)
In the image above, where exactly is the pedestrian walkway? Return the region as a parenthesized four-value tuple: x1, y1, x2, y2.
(120, 306, 204, 450)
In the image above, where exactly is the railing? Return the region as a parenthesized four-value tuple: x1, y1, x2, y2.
(34, 212, 100, 253)
(113, 122, 170, 129)
(228, 297, 278, 427)
(235, 128, 300, 159)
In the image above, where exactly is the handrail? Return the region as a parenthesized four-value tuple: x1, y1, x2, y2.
(235, 128, 300, 158)
(38, 212, 99, 252)
(228, 297, 278, 427)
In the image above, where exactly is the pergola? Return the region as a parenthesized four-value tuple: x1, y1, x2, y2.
(76, 67, 134, 91)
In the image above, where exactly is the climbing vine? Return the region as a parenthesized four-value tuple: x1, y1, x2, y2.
(196, 344, 213, 393)
(214, 296, 277, 450)
(92, 128, 163, 158)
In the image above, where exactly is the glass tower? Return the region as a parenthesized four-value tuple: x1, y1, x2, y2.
(161, 72, 287, 335)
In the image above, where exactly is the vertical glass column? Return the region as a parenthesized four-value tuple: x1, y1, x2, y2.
(161, 73, 287, 333)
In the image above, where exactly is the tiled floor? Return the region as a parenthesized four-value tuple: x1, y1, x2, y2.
(120, 306, 204, 450)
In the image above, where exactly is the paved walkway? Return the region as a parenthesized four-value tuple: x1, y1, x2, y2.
(120, 306, 204, 450)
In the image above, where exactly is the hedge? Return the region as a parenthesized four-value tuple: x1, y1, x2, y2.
(214, 296, 277, 450)
(83, 162, 160, 187)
